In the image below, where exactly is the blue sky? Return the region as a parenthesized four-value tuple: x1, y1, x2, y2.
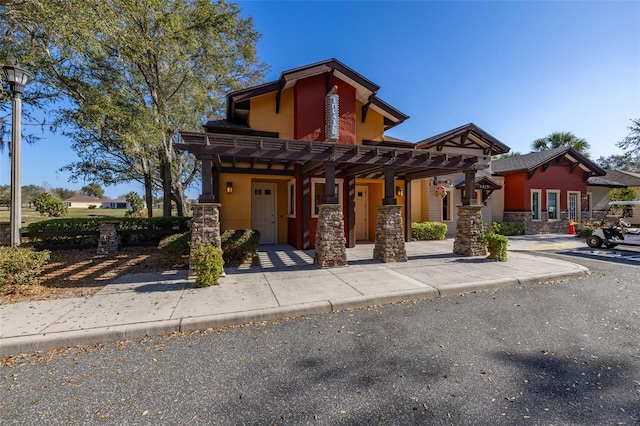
(3, 0, 639, 199)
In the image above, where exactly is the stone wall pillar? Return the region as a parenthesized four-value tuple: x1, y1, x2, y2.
(190, 203, 222, 275)
(97, 221, 121, 255)
(453, 205, 485, 256)
(373, 205, 407, 262)
(0, 223, 10, 245)
(314, 204, 347, 268)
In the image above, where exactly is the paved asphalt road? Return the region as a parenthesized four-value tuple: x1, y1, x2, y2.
(1, 252, 639, 425)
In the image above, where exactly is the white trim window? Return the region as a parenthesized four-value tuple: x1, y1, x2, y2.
(287, 180, 296, 218)
(531, 189, 542, 221)
(311, 177, 343, 217)
(547, 190, 560, 220)
(441, 189, 453, 222)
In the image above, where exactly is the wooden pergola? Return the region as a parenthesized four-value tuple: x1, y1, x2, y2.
(178, 131, 489, 246)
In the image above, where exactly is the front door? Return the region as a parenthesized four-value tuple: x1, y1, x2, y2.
(355, 185, 369, 241)
(568, 191, 580, 223)
(252, 182, 276, 244)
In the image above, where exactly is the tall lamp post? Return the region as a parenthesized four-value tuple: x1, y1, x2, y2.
(2, 65, 31, 247)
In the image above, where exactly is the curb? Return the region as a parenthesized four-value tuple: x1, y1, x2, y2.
(0, 320, 181, 357)
(0, 268, 590, 357)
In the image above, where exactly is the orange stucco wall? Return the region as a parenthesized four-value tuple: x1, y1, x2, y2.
(218, 173, 289, 244)
(355, 100, 384, 143)
(248, 88, 294, 139)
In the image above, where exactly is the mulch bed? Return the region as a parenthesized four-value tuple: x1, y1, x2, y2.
(0, 247, 189, 305)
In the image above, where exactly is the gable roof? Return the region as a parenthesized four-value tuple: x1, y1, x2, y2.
(415, 123, 510, 155)
(492, 146, 606, 177)
(226, 58, 409, 131)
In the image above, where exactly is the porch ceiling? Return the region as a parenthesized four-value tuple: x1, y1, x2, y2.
(178, 132, 489, 180)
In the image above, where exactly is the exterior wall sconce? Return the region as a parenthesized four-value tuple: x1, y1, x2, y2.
(395, 186, 404, 197)
(226, 182, 233, 194)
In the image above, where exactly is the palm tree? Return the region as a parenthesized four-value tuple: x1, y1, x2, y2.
(531, 132, 590, 157)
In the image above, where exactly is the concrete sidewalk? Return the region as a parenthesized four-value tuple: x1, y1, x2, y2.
(0, 235, 588, 356)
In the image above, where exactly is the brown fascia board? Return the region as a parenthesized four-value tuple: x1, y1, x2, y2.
(282, 58, 381, 93)
(227, 59, 380, 108)
(415, 123, 510, 154)
(371, 96, 410, 129)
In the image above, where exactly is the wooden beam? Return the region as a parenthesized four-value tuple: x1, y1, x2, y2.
(383, 166, 396, 205)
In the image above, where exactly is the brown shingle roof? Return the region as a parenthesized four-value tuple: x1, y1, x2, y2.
(492, 147, 605, 176)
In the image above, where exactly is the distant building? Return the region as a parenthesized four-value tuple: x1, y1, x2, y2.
(63, 195, 104, 209)
(101, 199, 130, 209)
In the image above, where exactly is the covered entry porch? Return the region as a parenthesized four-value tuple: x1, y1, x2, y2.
(178, 132, 488, 267)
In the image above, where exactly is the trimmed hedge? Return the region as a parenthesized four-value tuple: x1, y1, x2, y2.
(491, 221, 525, 236)
(221, 229, 261, 266)
(411, 222, 447, 240)
(0, 246, 50, 288)
(158, 233, 191, 256)
(25, 217, 190, 246)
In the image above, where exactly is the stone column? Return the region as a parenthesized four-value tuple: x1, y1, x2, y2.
(190, 203, 222, 275)
(97, 221, 121, 255)
(373, 205, 407, 262)
(314, 204, 347, 268)
(453, 205, 485, 256)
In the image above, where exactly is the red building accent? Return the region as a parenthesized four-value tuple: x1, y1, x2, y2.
(294, 75, 356, 144)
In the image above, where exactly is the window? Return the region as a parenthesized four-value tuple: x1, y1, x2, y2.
(531, 190, 542, 220)
(547, 190, 559, 220)
(311, 177, 343, 217)
(441, 190, 453, 221)
(287, 180, 296, 218)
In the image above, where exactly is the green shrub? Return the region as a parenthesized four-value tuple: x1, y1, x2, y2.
(484, 232, 508, 262)
(158, 232, 190, 256)
(0, 247, 50, 288)
(221, 229, 261, 266)
(33, 192, 68, 217)
(411, 222, 447, 240)
(191, 245, 224, 287)
(574, 225, 596, 237)
(491, 221, 524, 236)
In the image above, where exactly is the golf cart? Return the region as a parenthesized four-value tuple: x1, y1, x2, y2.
(586, 200, 640, 249)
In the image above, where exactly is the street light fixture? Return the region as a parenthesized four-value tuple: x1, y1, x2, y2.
(2, 65, 31, 247)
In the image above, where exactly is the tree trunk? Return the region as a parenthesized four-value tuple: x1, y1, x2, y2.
(171, 180, 188, 216)
(161, 159, 172, 217)
(144, 172, 154, 218)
